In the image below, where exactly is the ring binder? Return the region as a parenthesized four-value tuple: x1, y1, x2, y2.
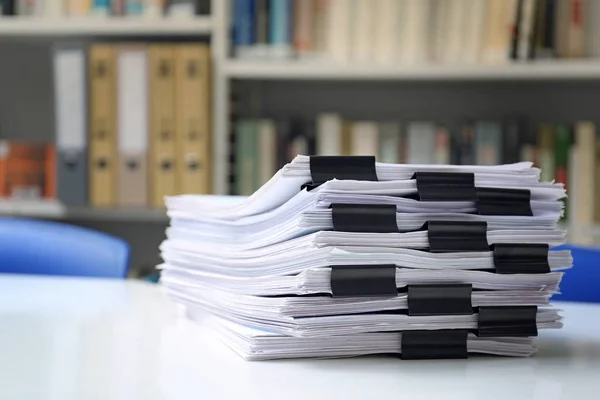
(331, 203, 399, 233)
(476, 187, 534, 216)
(401, 330, 469, 360)
(330, 264, 397, 297)
(303, 156, 378, 190)
(493, 243, 551, 274)
(413, 172, 477, 201)
(427, 221, 490, 252)
(477, 306, 538, 337)
(407, 284, 473, 316)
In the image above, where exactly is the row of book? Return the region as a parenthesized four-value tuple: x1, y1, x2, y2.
(0, 42, 212, 209)
(0, 0, 209, 17)
(232, 116, 600, 227)
(232, 0, 600, 64)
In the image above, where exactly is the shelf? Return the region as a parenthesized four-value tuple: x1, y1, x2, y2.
(0, 17, 212, 36)
(223, 59, 600, 81)
(0, 199, 168, 223)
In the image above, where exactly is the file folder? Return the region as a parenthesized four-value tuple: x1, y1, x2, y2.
(53, 44, 87, 206)
(174, 44, 211, 195)
(149, 45, 178, 208)
(89, 44, 117, 207)
(116, 46, 148, 207)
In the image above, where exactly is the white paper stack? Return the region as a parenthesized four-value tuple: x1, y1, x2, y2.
(160, 155, 572, 361)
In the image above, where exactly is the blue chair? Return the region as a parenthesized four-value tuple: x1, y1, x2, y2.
(552, 244, 600, 303)
(0, 217, 130, 278)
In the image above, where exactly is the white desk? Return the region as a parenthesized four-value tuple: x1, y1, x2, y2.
(1, 274, 599, 400)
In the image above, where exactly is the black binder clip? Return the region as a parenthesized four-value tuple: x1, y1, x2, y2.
(477, 306, 538, 337)
(401, 330, 468, 360)
(331, 203, 399, 233)
(476, 187, 533, 216)
(413, 172, 477, 201)
(427, 221, 490, 252)
(493, 243, 551, 274)
(302, 156, 378, 191)
(330, 265, 398, 297)
(407, 284, 473, 316)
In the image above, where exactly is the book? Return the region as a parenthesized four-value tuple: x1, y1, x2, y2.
(42, 0, 65, 15)
(269, 0, 293, 59)
(91, 0, 110, 16)
(293, 0, 314, 57)
(112, 0, 125, 15)
(288, 123, 309, 162)
(554, 124, 571, 220)
(234, 0, 255, 58)
(475, 121, 503, 165)
(462, 0, 488, 63)
(566, 0, 586, 58)
(325, 0, 351, 64)
(534, 0, 557, 58)
(453, 122, 475, 165)
(555, 0, 570, 57)
(0, 0, 15, 15)
(378, 122, 400, 164)
(573, 122, 596, 230)
(67, 0, 91, 16)
(235, 119, 257, 196)
(431, 0, 449, 63)
(517, 0, 537, 59)
(0, 141, 47, 199)
(350, 0, 373, 63)
(275, 118, 294, 167)
(504, 119, 523, 164)
(406, 122, 435, 164)
(125, 0, 145, 15)
(373, 0, 398, 65)
(443, 0, 468, 64)
(16, 0, 36, 15)
(312, 0, 328, 56)
(398, 0, 430, 64)
(316, 113, 342, 156)
(586, 0, 600, 57)
(350, 121, 378, 157)
(254, 0, 270, 57)
(433, 125, 450, 165)
(482, 0, 518, 63)
(143, 0, 164, 17)
(538, 124, 555, 182)
(257, 119, 277, 186)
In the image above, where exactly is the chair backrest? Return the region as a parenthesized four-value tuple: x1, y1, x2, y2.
(552, 244, 600, 303)
(0, 217, 130, 278)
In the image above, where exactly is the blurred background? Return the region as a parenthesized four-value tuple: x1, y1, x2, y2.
(0, 0, 598, 280)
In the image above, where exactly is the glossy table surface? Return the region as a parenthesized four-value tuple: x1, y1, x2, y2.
(1, 274, 599, 400)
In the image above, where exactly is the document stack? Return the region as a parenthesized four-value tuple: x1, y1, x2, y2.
(160, 155, 571, 360)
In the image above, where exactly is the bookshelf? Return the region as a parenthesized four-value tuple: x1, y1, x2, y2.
(0, 199, 168, 222)
(0, 17, 213, 36)
(1, 0, 600, 273)
(222, 60, 600, 81)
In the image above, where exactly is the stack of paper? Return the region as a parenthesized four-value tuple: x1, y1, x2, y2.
(160, 155, 572, 360)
